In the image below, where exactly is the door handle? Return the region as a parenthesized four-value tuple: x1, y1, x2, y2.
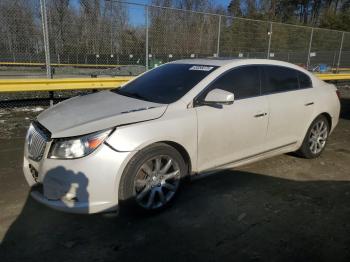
(305, 102, 314, 106)
(254, 112, 267, 118)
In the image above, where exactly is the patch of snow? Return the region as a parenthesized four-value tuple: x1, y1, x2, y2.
(13, 107, 44, 112)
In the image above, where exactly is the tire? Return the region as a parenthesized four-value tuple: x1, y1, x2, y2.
(118, 143, 187, 212)
(298, 115, 330, 159)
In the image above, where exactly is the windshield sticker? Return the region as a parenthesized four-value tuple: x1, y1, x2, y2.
(189, 65, 214, 71)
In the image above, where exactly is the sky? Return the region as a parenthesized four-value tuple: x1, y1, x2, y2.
(129, 0, 231, 6)
(70, 0, 232, 26)
(70, 0, 231, 6)
(122, 0, 231, 25)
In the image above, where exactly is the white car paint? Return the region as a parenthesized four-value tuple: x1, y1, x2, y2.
(23, 59, 340, 214)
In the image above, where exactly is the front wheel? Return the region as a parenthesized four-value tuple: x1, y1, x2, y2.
(118, 143, 187, 212)
(298, 115, 330, 159)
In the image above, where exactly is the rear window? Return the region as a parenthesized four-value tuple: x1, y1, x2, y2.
(298, 72, 312, 89)
(114, 63, 218, 104)
(262, 65, 299, 94)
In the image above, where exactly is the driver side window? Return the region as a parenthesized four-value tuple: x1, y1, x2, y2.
(207, 66, 261, 100)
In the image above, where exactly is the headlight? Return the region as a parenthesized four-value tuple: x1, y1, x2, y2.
(48, 129, 112, 159)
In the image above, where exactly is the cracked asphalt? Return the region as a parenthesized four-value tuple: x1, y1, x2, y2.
(0, 87, 350, 262)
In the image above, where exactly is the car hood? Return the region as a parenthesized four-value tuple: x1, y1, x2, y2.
(37, 91, 167, 138)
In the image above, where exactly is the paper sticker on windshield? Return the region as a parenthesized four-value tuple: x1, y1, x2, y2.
(189, 65, 214, 71)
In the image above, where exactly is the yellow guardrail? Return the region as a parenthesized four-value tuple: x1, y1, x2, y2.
(316, 73, 350, 80)
(0, 77, 133, 93)
(331, 68, 350, 72)
(0, 74, 348, 93)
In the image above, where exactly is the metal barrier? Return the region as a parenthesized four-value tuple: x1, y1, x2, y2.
(0, 77, 133, 93)
(0, 74, 348, 93)
(317, 74, 350, 80)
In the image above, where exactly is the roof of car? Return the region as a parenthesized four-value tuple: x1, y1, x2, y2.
(171, 58, 322, 85)
(171, 58, 239, 66)
(171, 58, 305, 70)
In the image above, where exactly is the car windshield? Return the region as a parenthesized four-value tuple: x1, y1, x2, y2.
(113, 63, 218, 104)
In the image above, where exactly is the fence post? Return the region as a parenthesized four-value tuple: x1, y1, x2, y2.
(216, 15, 221, 57)
(336, 32, 345, 73)
(145, 5, 149, 70)
(267, 22, 272, 59)
(110, 0, 113, 56)
(306, 28, 314, 70)
(332, 51, 336, 68)
(40, 0, 52, 79)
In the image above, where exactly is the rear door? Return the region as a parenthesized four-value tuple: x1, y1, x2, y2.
(261, 65, 315, 150)
(195, 65, 269, 172)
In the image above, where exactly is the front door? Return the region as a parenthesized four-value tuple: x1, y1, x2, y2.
(195, 65, 269, 172)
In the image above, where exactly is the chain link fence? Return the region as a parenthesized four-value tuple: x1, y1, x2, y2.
(0, 0, 47, 78)
(148, 5, 220, 62)
(47, 1, 146, 67)
(0, 0, 350, 80)
(220, 17, 270, 59)
(269, 23, 311, 64)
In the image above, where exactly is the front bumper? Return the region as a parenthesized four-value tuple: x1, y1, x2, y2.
(23, 143, 133, 214)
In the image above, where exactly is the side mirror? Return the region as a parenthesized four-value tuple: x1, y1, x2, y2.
(203, 89, 234, 105)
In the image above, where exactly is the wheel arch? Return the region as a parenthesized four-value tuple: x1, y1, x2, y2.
(131, 140, 193, 176)
(298, 112, 333, 150)
(159, 140, 192, 176)
(319, 112, 332, 130)
(117, 140, 193, 207)
(297, 112, 332, 158)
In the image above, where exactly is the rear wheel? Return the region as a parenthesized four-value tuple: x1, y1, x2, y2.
(119, 143, 187, 212)
(298, 115, 330, 158)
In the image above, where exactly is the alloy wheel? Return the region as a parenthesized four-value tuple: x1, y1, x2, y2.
(134, 155, 181, 209)
(308, 119, 328, 155)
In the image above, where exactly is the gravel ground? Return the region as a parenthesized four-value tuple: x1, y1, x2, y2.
(0, 87, 349, 262)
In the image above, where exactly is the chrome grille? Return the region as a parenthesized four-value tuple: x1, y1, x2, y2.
(27, 123, 50, 161)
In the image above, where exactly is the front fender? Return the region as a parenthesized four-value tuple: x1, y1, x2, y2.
(106, 106, 198, 171)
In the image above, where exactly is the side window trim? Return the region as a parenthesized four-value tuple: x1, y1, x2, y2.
(261, 65, 303, 95)
(257, 65, 263, 97)
(297, 71, 313, 89)
(194, 64, 262, 104)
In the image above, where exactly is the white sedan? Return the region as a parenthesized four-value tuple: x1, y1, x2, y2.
(23, 59, 340, 213)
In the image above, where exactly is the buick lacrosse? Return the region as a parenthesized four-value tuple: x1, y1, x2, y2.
(23, 59, 340, 213)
